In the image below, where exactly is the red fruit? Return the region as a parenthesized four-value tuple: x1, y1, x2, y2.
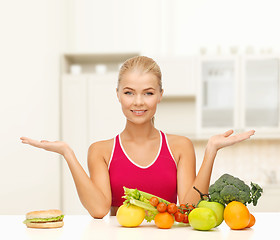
(149, 197, 159, 207)
(157, 202, 167, 213)
(167, 203, 178, 214)
(174, 211, 184, 222)
(182, 214, 189, 224)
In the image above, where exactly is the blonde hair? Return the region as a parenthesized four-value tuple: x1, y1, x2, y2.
(117, 56, 162, 125)
(117, 56, 162, 92)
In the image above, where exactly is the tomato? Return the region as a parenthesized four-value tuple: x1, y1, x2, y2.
(157, 202, 167, 213)
(180, 204, 187, 213)
(180, 204, 187, 209)
(174, 211, 184, 222)
(182, 214, 189, 224)
(149, 197, 159, 207)
(167, 203, 178, 214)
(187, 205, 195, 210)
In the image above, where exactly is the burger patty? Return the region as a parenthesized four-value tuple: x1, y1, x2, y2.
(30, 219, 63, 223)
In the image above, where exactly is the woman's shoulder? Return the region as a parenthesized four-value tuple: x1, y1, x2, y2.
(89, 138, 114, 150)
(88, 137, 115, 162)
(165, 133, 193, 148)
(164, 133, 195, 163)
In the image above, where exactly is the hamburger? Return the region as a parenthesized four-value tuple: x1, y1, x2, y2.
(23, 209, 64, 228)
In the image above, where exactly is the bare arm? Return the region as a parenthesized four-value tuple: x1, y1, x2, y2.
(178, 129, 255, 205)
(20, 137, 111, 218)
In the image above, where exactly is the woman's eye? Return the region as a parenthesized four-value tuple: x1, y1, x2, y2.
(145, 92, 154, 96)
(124, 91, 133, 95)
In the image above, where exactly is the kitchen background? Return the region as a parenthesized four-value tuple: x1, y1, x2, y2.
(1, 0, 280, 215)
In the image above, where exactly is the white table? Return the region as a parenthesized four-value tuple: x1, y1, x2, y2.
(1, 213, 277, 240)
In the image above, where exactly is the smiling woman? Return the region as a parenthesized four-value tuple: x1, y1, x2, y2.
(117, 56, 163, 125)
(20, 56, 255, 219)
(117, 71, 163, 125)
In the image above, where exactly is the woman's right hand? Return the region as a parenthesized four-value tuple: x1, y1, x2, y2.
(20, 137, 71, 156)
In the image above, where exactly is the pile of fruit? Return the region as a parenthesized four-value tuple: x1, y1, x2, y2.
(116, 173, 262, 231)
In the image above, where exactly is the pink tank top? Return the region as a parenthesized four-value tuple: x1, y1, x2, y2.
(108, 130, 177, 207)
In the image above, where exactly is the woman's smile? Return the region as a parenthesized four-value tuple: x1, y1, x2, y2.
(131, 110, 147, 116)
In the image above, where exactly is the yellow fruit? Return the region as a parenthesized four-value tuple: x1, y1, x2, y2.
(116, 204, 145, 227)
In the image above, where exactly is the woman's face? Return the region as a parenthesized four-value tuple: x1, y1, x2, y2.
(117, 71, 163, 125)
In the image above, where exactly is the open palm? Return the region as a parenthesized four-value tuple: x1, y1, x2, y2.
(209, 129, 255, 151)
(20, 137, 69, 156)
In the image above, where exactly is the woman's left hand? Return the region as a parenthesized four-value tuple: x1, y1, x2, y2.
(207, 129, 255, 151)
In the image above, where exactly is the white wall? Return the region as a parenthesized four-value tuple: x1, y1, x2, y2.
(69, 0, 280, 55)
(0, 0, 64, 214)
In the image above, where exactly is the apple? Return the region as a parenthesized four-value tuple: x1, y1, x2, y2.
(188, 207, 217, 231)
(197, 200, 225, 226)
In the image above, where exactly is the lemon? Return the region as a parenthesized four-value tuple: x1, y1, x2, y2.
(116, 204, 145, 227)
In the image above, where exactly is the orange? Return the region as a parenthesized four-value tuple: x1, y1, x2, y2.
(154, 212, 174, 229)
(247, 213, 256, 228)
(224, 201, 250, 230)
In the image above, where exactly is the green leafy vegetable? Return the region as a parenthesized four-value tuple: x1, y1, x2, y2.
(122, 187, 170, 222)
(250, 182, 263, 206)
(208, 173, 263, 206)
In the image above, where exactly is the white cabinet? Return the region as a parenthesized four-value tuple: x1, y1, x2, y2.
(61, 74, 89, 214)
(153, 56, 197, 136)
(241, 57, 280, 130)
(61, 73, 125, 214)
(155, 56, 196, 97)
(197, 56, 280, 137)
(88, 73, 125, 143)
(61, 53, 135, 214)
(197, 57, 239, 131)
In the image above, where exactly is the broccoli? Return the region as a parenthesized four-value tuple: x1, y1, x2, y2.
(208, 173, 263, 206)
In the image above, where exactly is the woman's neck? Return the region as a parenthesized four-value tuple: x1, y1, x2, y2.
(121, 120, 158, 142)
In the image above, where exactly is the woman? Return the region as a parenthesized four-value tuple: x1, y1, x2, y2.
(20, 56, 255, 218)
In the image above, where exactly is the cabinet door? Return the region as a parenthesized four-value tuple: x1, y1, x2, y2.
(62, 73, 125, 214)
(197, 58, 239, 133)
(155, 57, 195, 96)
(242, 58, 280, 130)
(88, 73, 125, 143)
(62, 74, 89, 214)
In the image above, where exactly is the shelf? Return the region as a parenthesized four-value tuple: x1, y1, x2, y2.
(63, 52, 139, 64)
(161, 95, 195, 101)
(61, 52, 139, 74)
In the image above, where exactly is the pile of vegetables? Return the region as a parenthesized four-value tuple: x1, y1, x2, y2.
(122, 187, 194, 225)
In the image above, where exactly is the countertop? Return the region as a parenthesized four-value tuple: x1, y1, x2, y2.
(2, 213, 277, 240)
